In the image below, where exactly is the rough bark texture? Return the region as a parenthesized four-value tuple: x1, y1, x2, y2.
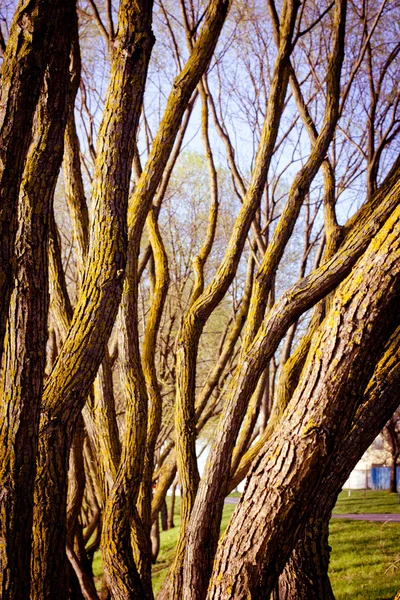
(183, 147, 400, 593)
(31, 2, 155, 597)
(280, 323, 400, 599)
(182, 2, 347, 595)
(207, 200, 400, 599)
(278, 511, 335, 600)
(227, 153, 400, 491)
(103, 2, 231, 599)
(0, 3, 75, 597)
(0, 0, 73, 364)
(61, 43, 122, 506)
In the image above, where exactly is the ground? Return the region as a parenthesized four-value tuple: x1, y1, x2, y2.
(93, 490, 400, 598)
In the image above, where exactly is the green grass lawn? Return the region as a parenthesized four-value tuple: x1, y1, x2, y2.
(333, 489, 400, 514)
(329, 490, 400, 599)
(96, 490, 400, 598)
(330, 519, 400, 599)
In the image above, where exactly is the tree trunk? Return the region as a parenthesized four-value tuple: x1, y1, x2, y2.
(168, 481, 177, 529)
(31, 2, 154, 597)
(279, 512, 335, 600)
(0, 0, 73, 364)
(185, 148, 400, 599)
(151, 516, 160, 562)
(280, 321, 400, 599)
(0, 3, 75, 597)
(160, 500, 168, 531)
(207, 199, 400, 598)
(390, 455, 399, 494)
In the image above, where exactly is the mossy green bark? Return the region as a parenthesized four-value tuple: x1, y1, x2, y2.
(31, 2, 155, 597)
(0, 3, 75, 597)
(207, 200, 400, 599)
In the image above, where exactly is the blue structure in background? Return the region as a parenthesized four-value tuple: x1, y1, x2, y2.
(370, 466, 400, 490)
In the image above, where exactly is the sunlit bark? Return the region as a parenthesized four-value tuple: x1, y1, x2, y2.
(208, 199, 400, 598)
(280, 324, 400, 599)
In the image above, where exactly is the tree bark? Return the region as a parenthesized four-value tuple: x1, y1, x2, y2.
(279, 511, 335, 600)
(207, 198, 400, 599)
(384, 417, 400, 494)
(390, 456, 399, 494)
(0, 0, 74, 364)
(0, 3, 75, 597)
(181, 143, 400, 600)
(168, 481, 177, 529)
(31, 3, 155, 597)
(160, 500, 168, 532)
(280, 322, 400, 599)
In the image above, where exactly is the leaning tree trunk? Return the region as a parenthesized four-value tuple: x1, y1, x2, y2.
(0, 3, 75, 598)
(280, 321, 400, 599)
(207, 196, 400, 598)
(279, 506, 335, 600)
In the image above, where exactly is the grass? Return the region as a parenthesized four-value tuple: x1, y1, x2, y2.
(329, 490, 400, 599)
(95, 490, 400, 598)
(333, 489, 400, 514)
(92, 551, 103, 592)
(330, 519, 400, 599)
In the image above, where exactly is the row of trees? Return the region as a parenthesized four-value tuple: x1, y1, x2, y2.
(1, 0, 400, 598)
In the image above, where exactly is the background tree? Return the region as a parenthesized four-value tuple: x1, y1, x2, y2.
(382, 410, 400, 494)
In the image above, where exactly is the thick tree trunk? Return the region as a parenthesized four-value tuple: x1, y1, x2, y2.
(0, 0, 73, 364)
(279, 512, 334, 600)
(184, 150, 400, 599)
(280, 321, 400, 599)
(207, 200, 400, 598)
(31, 3, 154, 597)
(0, 3, 75, 598)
